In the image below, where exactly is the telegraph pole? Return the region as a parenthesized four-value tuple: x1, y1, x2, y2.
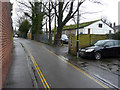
(76, 0, 80, 58)
(46, 18, 48, 42)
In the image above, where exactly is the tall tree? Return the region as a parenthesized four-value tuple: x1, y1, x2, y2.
(17, 0, 45, 40)
(42, 1, 54, 44)
(52, 0, 101, 45)
(19, 19, 31, 38)
(24, 1, 45, 39)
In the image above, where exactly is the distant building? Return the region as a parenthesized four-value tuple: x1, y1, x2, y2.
(113, 25, 120, 32)
(62, 20, 115, 36)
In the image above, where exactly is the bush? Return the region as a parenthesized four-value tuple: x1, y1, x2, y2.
(106, 31, 120, 40)
(113, 31, 120, 40)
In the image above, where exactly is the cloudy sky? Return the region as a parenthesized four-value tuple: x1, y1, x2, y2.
(83, 0, 120, 25)
(10, 0, 120, 30)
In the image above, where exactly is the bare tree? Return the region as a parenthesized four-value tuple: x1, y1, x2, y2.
(42, 1, 55, 44)
(51, 0, 102, 46)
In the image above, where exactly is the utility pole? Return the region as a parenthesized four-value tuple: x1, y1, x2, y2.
(76, 0, 80, 58)
(46, 18, 48, 42)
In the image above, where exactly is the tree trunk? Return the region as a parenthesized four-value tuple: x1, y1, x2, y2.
(49, 19, 52, 44)
(54, 2, 63, 46)
(48, 2, 52, 45)
(54, 26, 63, 46)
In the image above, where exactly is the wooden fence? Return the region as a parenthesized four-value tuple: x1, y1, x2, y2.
(69, 34, 107, 55)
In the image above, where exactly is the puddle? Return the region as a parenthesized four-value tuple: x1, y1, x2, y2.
(59, 55, 69, 61)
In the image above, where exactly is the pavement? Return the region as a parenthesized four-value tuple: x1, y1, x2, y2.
(3, 38, 119, 89)
(3, 38, 36, 88)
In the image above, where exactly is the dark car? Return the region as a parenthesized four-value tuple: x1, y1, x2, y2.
(79, 39, 120, 60)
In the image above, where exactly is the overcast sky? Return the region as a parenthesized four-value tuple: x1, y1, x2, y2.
(10, 0, 120, 30)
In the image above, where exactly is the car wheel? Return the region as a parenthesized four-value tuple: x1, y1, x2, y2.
(94, 52, 101, 60)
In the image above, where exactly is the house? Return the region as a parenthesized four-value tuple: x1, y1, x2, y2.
(113, 25, 120, 33)
(62, 19, 115, 36)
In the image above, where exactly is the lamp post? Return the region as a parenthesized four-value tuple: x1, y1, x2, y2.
(76, 0, 80, 58)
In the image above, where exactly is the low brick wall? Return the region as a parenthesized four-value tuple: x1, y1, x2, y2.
(0, 1, 13, 88)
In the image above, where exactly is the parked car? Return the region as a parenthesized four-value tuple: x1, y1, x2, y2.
(60, 34, 68, 44)
(79, 39, 120, 60)
(14, 34, 18, 37)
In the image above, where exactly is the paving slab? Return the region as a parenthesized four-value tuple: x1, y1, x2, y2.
(4, 38, 34, 88)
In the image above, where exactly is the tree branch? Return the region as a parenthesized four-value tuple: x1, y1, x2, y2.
(51, 2, 58, 18)
(62, 1, 70, 13)
(16, 0, 31, 9)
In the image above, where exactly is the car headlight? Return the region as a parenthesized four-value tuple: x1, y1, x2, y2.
(80, 49, 85, 51)
(85, 49, 94, 52)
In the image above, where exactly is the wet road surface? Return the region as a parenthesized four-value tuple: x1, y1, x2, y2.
(15, 38, 110, 88)
(36, 40, 120, 89)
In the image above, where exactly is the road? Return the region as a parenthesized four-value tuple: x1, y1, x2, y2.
(16, 38, 110, 88)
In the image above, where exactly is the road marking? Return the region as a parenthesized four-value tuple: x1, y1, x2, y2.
(41, 45, 110, 89)
(23, 44, 50, 89)
(26, 41, 110, 89)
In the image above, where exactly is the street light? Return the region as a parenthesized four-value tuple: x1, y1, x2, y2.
(76, 0, 80, 58)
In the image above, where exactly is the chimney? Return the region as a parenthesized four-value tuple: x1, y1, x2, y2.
(110, 23, 112, 27)
(113, 22, 116, 27)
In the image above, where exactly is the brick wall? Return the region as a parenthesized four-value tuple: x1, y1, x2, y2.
(0, 1, 13, 89)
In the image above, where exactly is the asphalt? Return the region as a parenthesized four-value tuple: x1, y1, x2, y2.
(17, 38, 109, 88)
(4, 38, 34, 88)
(3, 38, 113, 89)
(35, 39, 120, 89)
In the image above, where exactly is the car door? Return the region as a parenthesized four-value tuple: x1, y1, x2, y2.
(113, 41, 120, 57)
(102, 41, 114, 57)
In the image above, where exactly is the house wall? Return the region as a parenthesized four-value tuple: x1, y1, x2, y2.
(79, 21, 114, 34)
(63, 20, 115, 36)
(62, 29, 76, 36)
(0, 1, 13, 88)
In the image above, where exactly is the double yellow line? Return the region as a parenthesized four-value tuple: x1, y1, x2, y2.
(24, 45, 50, 89)
(42, 46, 110, 89)
(24, 41, 109, 89)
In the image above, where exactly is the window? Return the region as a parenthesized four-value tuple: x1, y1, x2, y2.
(94, 40, 107, 46)
(104, 41, 114, 47)
(114, 41, 120, 46)
(98, 24, 102, 28)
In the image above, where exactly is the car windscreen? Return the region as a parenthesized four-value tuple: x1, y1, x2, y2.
(61, 35, 68, 39)
(94, 40, 106, 46)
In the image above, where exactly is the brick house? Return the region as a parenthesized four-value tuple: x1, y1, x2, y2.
(0, 1, 13, 88)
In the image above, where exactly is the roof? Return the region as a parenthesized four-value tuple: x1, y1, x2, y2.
(52, 19, 100, 31)
(99, 39, 120, 41)
(63, 19, 100, 30)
